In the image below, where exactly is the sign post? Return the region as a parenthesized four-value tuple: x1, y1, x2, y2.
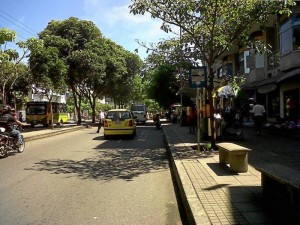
(189, 66, 207, 152)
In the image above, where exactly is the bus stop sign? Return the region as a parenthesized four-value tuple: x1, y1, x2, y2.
(189, 66, 207, 88)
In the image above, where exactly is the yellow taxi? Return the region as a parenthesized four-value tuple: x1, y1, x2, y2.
(103, 109, 136, 139)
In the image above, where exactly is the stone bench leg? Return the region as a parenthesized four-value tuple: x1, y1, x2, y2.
(229, 153, 248, 173)
(219, 149, 229, 164)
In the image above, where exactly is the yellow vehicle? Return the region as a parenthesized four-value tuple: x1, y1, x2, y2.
(103, 109, 136, 139)
(26, 101, 68, 127)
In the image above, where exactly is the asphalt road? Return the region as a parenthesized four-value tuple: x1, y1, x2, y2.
(0, 125, 183, 225)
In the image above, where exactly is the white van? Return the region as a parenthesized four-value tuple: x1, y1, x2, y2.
(130, 104, 147, 124)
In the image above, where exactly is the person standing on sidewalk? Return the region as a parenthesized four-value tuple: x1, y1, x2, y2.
(252, 101, 265, 136)
(188, 106, 197, 134)
(187, 104, 193, 133)
(96, 110, 105, 133)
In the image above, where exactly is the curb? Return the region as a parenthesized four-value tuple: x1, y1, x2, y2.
(24, 125, 87, 142)
(162, 127, 211, 225)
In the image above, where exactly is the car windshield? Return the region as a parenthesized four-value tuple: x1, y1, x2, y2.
(107, 111, 131, 121)
(26, 105, 46, 115)
(131, 105, 144, 111)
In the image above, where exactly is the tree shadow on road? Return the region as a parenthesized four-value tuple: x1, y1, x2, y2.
(25, 147, 169, 182)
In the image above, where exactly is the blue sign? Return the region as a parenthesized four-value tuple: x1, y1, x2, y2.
(189, 66, 207, 88)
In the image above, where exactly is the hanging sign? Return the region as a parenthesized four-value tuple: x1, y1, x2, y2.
(189, 66, 207, 88)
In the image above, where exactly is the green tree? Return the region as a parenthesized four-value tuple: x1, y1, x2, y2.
(131, 75, 145, 103)
(37, 17, 104, 125)
(147, 64, 180, 108)
(29, 44, 68, 128)
(113, 50, 143, 107)
(100, 39, 142, 108)
(68, 38, 106, 123)
(10, 63, 31, 109)
(0, 28, 41, 108)
(35, 17, 142, 123)
(130, 0, 293, 148)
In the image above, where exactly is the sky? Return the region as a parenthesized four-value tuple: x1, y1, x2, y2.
(0, 0, 172, 60)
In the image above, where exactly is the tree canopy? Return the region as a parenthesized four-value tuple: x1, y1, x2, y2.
(130, 0, 294, 148)
(0, 28, 41, 107)
(29, 17, 143, 123)
(147, 64, 179, 108)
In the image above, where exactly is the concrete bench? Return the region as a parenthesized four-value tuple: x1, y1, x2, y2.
(216, 142, 251, 173)
(256, 164, 300, 207)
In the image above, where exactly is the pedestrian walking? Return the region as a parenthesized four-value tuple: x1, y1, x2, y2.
(19, 111, 23, 122)
(251, 101, 265, 136)
(187, 105, 192, 133)
(96, 110, 105, 133)
(188, 105, 197, 134)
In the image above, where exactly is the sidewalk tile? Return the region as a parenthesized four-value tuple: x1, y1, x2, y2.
(162, 123, 300, 225)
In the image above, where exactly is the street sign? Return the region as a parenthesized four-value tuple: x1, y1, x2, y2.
(189, 66, 207, 88)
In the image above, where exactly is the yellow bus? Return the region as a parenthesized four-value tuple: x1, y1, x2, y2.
(26, 101, 68, 127)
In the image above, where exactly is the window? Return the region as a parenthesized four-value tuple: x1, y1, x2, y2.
(131, 105, 144, 111)
(280, 16, 300, 54)
(222, 63, 233, 77)
(293, 25, 300, 50)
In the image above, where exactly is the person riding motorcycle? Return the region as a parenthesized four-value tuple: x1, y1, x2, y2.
(153, 113, 161, 129)
(0, 105, 25, 146)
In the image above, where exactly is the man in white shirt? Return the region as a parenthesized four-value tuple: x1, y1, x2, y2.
(252, 102, 265, 136)
(96, 110, 105, 133)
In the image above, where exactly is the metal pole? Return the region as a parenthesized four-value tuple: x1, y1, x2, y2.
(197, 88, 200, 151)
(179, 27, 183, 125)
(180, 68, 183, 125)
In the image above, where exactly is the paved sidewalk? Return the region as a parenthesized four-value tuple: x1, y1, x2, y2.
(22, 124, 87, 141)
(162, 123, 300, 225)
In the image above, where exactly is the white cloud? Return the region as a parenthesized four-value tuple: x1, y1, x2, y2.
(82, 0, 174, 58)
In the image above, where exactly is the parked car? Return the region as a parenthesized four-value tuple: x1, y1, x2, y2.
(103, 109, 136, 139)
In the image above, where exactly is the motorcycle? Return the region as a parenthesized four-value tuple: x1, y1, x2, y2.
(0, 125, 25, 158)
(153, 114, 161, 129)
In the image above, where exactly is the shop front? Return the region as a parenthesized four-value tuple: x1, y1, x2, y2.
(259, 72, 300, 135)
(257, 83, 280, 122)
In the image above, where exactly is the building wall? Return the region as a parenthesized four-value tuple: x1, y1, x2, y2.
(29, 89, 67, 104)
(214, 6, 300, 123)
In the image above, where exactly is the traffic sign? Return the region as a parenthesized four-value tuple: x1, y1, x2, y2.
(189, 66, 207, 88)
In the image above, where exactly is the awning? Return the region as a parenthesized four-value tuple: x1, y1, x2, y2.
(239, 68, 299, 93)
(241, 80, 261, 89)
(256, 68, 300, 86)
(255, 76, 280, 93)
(257, 84, 277, 93)
(256, 75, 280, 87)
(277, 68, 300, 83)
(176, 86, 197, 97)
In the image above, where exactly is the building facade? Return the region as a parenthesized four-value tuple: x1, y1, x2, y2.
(214, 5, 300, 126)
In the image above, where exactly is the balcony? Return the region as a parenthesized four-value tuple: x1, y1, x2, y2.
(280, 51, 300, 72)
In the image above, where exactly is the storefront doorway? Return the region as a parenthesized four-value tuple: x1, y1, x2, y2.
(284, 88, 299, 122)
(268, 90, 280, 119)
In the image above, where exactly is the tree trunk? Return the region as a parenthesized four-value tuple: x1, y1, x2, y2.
(207, 64, 216, 149)
(50, 101, 54, 130)
(76, 96, 82, 125)
(72, 90, 82, 125)
(92, 96, 96, 123)
(2, 84, 6, 106)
